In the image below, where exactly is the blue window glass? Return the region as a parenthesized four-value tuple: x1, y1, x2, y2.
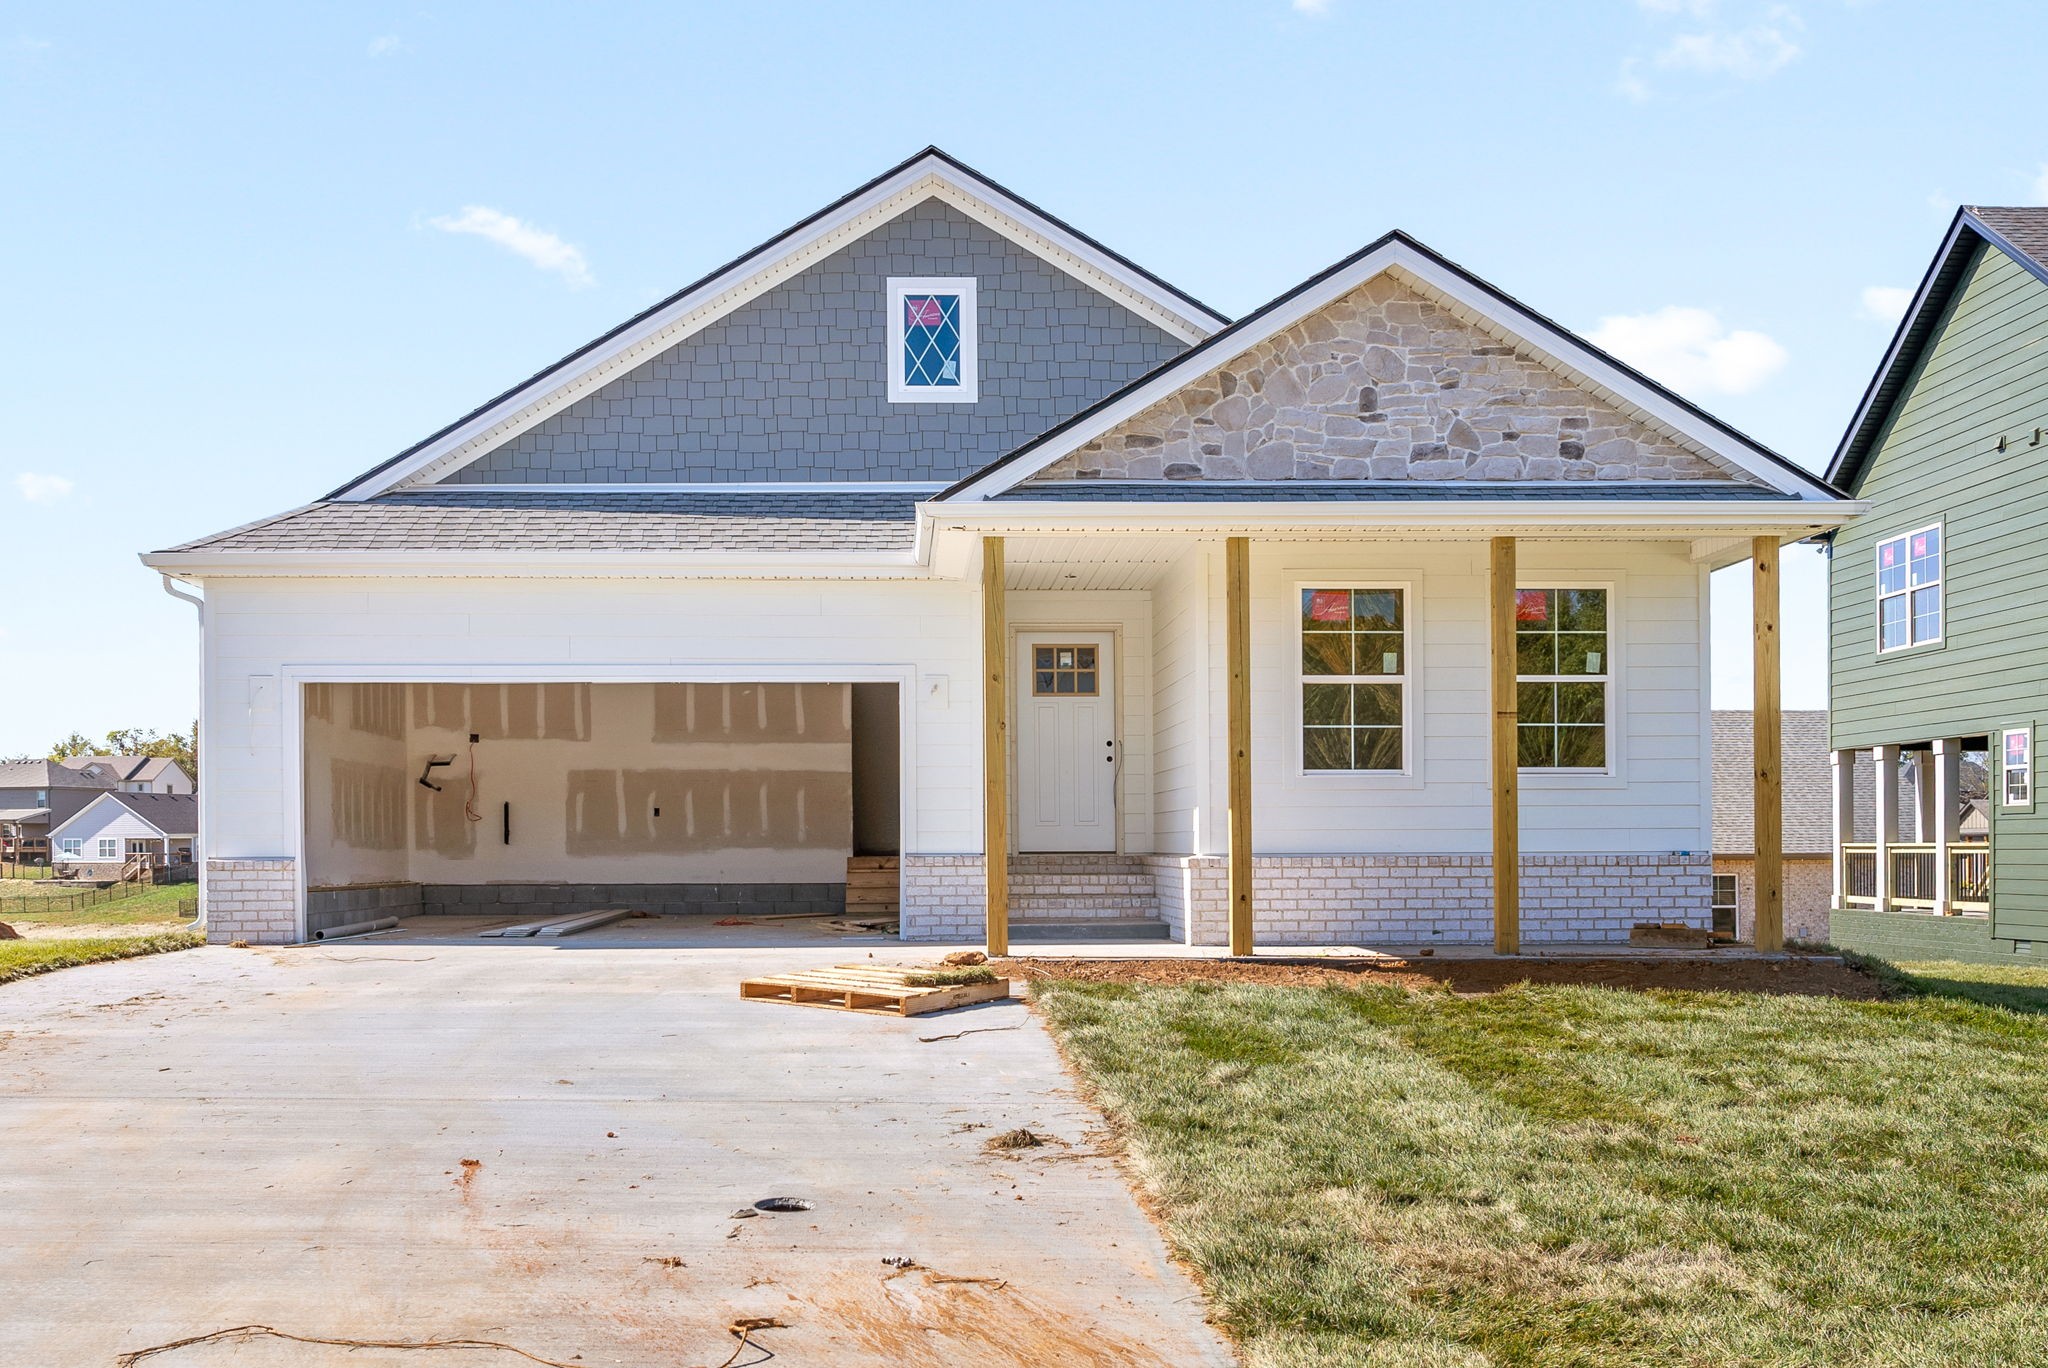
(902, 293, 962, 389)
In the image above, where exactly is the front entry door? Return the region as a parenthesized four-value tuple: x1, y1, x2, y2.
(1016, 632, 1117, 852)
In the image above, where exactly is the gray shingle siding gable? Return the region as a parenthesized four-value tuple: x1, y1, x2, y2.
(438, 199, 1188, 485)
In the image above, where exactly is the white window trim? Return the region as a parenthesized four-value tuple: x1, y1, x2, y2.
(58, 838, 82, 857)
(2002, 725, 2033, 811)
(886, 277, 978, 404)
(1295, 580, 1416, 779)
(1516, 580, 1618, 779)
(96, 837, 120, 859)
(1874, 521, 1944, 655)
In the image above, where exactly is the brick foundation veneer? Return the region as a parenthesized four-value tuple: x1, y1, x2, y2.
(205, 857, 297, 944)
(907, 851, 1708, 946)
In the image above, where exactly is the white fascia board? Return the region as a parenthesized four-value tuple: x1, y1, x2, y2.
(923, 497, 1867, 539)
(434, 481, 947, 493)
(137, 549, 929, 580)
(946, 240, 1836, 503)
(337, 159, 1223, 502)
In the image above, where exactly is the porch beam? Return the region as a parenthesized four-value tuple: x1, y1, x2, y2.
(1752, 536, 1783, 952)
(1490, 536, 1519, 955)
(1226, 536, 1254, 956)
(982, 535, 1009, 957)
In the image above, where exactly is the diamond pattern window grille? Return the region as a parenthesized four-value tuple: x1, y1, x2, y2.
(902, 293, 963, 389)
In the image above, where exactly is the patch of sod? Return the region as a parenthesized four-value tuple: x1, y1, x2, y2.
(1035, 969, 2048, 1367)
(0, 932, 206, 986)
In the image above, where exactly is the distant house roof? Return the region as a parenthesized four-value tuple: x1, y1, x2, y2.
(1713, 710, 1832, 856)
(57, 755, 185, 785)
(48, 791, 199, 841)
(157, 489, 924, 556)
(1827, 206, 2048, 492)
(0, 808, 51, 823)
(0, 760, 115, 790)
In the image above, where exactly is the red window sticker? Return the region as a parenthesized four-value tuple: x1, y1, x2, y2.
(1308, 590, 1350, 623)
(1516, 590, 1549, 622)
(905, 296, 944, 328)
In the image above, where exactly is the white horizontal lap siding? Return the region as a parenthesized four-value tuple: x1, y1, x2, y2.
(1148, 547, 1214, 856)
(1247, 540, 1708, 856)
(54, 802, 165, 855)
(200, 576, 983, 866)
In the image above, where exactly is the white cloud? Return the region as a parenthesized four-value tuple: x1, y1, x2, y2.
(367, 35, 408, 57)
(1615, 58, 1651, 102)
(1291, 0, 1333, 13)
(2032, 163, 2048, 204)
(1654, 12, 1802, 80)
(428, 206, 594, 287)
(15, 472, 74, 504)
(1588, 306, 1788, 396)
(1859, 286, 1912, 324)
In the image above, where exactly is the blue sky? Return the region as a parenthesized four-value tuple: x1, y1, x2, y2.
(2, 0, 2041, 755)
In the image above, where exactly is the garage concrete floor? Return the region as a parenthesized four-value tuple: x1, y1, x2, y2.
(0, 917, 1236, 1366)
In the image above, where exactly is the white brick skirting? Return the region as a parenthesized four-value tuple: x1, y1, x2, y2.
(1165, 852, 1710, 947)
(900, 854, 985, 942)
(902, 850, 1708, 948)
(205, 858, 297, 944)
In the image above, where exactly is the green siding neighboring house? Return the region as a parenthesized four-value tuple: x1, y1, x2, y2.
(1825, 206, 2048, 959)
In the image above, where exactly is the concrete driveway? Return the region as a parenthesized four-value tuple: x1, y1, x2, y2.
(0, 918, 1234, 1366)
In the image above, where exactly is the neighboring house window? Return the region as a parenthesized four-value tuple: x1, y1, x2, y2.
(35, 789, 46, 806)
(97, 838, 119, 859)
(1517, 588, 1609, 769)
(886, 277, 978, 403)
(1876, 525, 1941, 652)
(1301, 587, 1407, 771)
(1711, 874, 1739, 937)
(2003, 727, 2032, 808)
(59, 838, 82, 856)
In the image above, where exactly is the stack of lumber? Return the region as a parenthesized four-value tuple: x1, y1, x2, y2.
(739, 962, 1010, 1017)
(845, 855, 900, 917)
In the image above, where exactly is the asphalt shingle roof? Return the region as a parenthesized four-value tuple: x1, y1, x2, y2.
(998, 481, 1800, 503)
(1713, 710, 1831, 856)
(1967, 206, 2048, 274)
(0, 760, 115, 790)
(55, 791, 199, 837)
(161, 490, 924, 556)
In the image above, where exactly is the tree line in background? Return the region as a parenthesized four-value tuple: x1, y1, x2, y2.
(1, 724, 199, 781)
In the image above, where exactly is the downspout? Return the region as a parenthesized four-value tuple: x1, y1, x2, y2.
(160, 574, 206, 935)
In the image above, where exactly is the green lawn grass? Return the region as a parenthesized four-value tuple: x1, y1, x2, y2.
(0, 883, 197, 928)
(1036, 961, 2048, 1367)
(0, 931, 205, 986)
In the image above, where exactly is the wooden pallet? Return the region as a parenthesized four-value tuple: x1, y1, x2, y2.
(846, 855, 900, 916)
(740, 962, 1010, 1017)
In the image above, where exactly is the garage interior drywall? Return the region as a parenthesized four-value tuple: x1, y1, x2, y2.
(304, 681, 900, 898)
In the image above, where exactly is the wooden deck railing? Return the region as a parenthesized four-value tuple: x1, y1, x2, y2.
(1840, 840, 1990, 914)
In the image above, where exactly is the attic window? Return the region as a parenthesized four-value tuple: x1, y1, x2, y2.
(887, 278, 977, 403)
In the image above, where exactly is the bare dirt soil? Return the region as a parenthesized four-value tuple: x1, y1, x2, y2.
(990, 953, 1892, 1000)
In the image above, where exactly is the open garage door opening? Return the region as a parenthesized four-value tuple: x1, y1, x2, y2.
(301, 681, 901, 939)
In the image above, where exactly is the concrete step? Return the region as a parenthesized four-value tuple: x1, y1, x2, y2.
(1009, 918, 1173, 943)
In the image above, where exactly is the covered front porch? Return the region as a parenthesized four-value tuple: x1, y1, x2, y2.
(913, 505, 1812, 958)
(1833, 738, 1994, 918)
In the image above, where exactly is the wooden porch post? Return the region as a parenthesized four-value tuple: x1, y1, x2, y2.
(1490, 537, 1519, 955)
(1226, 536, 1254, 957)
(1752, 536, 1783, 952)
(982, 536, 1009, 957)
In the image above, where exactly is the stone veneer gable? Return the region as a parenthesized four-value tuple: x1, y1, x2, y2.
(1028, 273, 1759, 485)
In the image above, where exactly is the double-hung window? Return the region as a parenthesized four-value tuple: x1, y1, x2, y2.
(59, 838, 82, 857)
(1711, 873, 1739, 938)
(1301, 587, 1407, 771)
(1516, 587, 1609, 770)
(886, 277, 978, 403)
(1876, 525, 1941, 652)
(97, 838, 119, 859)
